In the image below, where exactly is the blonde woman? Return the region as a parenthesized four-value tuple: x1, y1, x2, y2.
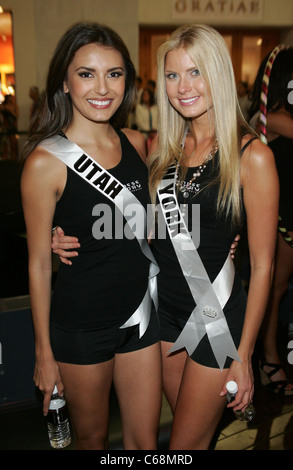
(51, 24, 279, 449)
(147, 24, 278, 449)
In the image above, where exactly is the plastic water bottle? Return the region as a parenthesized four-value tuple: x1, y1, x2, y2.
(47, 386, 71, 448)
(226, 380, 255, 422)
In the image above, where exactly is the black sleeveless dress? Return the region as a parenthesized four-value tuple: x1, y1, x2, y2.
(152, 148, 248, 369)
(49, 130, 159, 364)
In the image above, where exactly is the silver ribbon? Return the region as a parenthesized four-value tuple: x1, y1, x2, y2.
(40, 135, 159, 338)
(157, 164, 241, 370)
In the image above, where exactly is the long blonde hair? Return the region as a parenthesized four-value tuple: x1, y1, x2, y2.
(148, 24, 251, 225)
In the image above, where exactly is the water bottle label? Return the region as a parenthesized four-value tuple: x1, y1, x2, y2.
(47, 406, 69, 426)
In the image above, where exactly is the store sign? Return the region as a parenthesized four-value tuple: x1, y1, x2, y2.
(172, 0, 264, 20)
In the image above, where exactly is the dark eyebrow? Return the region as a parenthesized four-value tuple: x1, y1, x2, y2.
(75, 66, 124, 73)
(75, 66, 95, 72)
(107, 66, 124, 72)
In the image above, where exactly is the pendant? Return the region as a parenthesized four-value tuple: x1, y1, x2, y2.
(183, 191, 189, 199)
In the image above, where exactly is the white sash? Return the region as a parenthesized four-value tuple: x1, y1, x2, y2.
(40, 134, 159, 338)
(157, 164, 241, 370)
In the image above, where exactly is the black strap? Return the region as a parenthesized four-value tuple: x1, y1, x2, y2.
(240, 137, 257, 155)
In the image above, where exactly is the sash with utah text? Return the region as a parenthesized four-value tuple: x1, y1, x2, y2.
(40, 135, 159, 338)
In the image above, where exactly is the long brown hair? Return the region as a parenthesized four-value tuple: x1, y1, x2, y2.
(22, 22, 136, 159)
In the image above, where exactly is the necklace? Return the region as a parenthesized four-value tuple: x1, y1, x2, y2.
(175, 139, 218, 199)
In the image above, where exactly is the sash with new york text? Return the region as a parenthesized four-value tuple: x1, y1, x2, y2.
(157, 163, 241, 370)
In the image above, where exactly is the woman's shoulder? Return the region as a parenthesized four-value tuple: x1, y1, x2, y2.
(21, 141, 67, 203)
(25, 143, 57, 166)
(121, 128, 146, 161)
(22, 141, 65, 182)
(241, 132, 273, 158)
(240, 133, 275, 180)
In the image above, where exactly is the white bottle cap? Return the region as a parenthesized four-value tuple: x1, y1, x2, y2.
(226, 380, 238, 394)
(49, 386, 65, 410)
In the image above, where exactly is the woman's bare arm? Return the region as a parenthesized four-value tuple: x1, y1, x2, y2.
(221, 138, 279, 410)
(21, 149, 65, 414)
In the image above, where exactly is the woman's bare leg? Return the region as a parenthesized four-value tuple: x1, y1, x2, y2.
(57, 359, 114, 449)
(169, 358, 229, 450)
(161, 341, 188, 413)
(113, 342, 162, 450)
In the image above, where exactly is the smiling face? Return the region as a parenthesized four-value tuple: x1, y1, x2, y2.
(164, 47, 213, 121)
(63, 43, 126, 126)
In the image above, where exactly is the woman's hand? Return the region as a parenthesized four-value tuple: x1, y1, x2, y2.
(52, 226, 80, 265)
(230, 234, 240, 259)
(33, 351, 64, 416)
(220, 359, 254, 413)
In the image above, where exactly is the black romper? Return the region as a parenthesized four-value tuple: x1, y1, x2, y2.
(50, 130, 159, 364)
(152, 146, 250, 369)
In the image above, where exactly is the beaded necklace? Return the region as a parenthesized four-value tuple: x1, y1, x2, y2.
(175, 139, 218, 199)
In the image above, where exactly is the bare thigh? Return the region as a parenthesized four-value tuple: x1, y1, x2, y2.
(161, 341, 188, 413)
(169, 357, 229, 450)
(57, 359, 114, 450)
(113, 342, 162, 450)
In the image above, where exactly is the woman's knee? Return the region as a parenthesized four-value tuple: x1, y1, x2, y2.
(123, 427, 158, 450)
(73, 427, 109, 450)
